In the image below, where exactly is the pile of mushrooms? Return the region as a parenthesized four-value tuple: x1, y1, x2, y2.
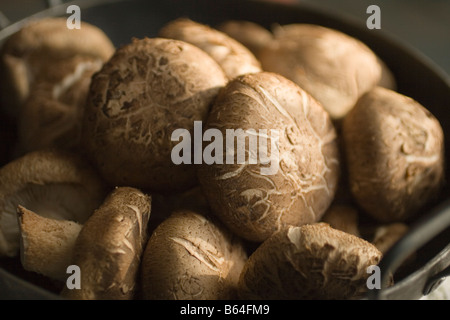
(0, 16, 445, 300)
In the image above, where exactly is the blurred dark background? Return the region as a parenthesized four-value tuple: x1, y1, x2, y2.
(0, 0, 449, 75)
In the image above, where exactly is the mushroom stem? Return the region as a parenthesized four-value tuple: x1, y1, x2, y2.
(0, 149, 107, 258)
(17, 205, 82, 282)
(61, 187, 152, 300)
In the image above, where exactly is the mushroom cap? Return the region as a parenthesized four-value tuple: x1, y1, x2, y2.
(197, 72, 340, 242)
(258, 23, 382, 120)
(342, 87, 445, 222)
(238, 223, 382, 300)
(0, 149, 107, 257)
(1, 17, 114, 61)
(159, 18, 262, 79)
(0, 17, 115, 117)
(140, 210, 247, 300)
(16, 56, 103, 155)
(17, 205, 83, 281)
(61, 187, 151, 300)
(82, 37, 228, 192)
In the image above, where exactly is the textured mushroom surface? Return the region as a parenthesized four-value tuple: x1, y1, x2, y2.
(238, 223, 382, 300)
(140, 210, 247, 300)
(0, 149, 107, 257)
(61, 187, 151, 300)
(17, 205, 83, 281)
(342, 87, 444, 222)
(82, 37, 228, 192)
(258, 24, 382, 120)
(197, 72, 340, 242)
(0, 17, 114, 117)
(159, 18, 262, 79)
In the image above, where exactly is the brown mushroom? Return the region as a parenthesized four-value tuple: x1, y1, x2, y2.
(197, 72, 340, 242)
(342, 87, 445, 222)
(0, 17, 115, 117)
(61, 187, 151, 300)
(140, 210, 247, 300)
(258, 23, 382, 120)
(15, 55, 103, 156)
(81, 37, 228, 192)
(238, 223, 382, 300)
(159, 18, 262, 79)
(0, 149, 107, 257)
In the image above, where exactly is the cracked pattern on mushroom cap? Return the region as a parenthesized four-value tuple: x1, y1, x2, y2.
(0, 149, 107, 257)
(61, 187, 152, 300)
(197, 72, 340, 242)
(258, 24, 382, 120)
(82, 37, 228, 192)
(159, 18, 262, 79)
(238, 223, 382, 300)
(140, 210, 247, 300)
(342, 87, 444, 222)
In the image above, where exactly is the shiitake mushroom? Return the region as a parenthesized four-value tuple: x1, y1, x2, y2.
(342, 87, 445, 222)
(197, 72, 340, 242)
(81, 37, 228, 193)
(238, 223, 383, 300)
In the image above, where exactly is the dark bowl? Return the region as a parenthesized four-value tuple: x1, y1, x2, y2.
(0, 0, 449, 300)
